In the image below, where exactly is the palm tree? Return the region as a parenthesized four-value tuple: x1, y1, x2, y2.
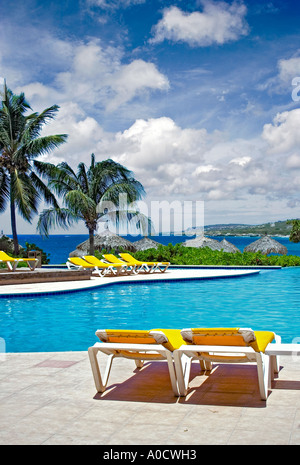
(0, 83, 67, 254)
(36, 154, 150, 255)
(287, 219, 300, 243)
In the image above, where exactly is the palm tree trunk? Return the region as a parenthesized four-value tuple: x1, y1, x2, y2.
(10, 189, 19, 255)
(88, 228, 95, 255)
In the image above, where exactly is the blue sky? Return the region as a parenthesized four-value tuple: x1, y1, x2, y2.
(1, 0, 300, 234)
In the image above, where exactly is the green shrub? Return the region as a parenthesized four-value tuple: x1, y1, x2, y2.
(131, 244, 300, 267)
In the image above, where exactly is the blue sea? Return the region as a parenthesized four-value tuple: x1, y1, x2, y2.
(8, 234, 300, 264)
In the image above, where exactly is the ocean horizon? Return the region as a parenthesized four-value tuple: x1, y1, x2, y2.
(7, 234, 300, 264)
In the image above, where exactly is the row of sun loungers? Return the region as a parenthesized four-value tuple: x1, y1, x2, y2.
(66, 253, 170, 276)
(0, 249, 170, 275)
(88, 327, 298, 401)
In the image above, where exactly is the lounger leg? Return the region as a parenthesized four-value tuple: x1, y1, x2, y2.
(161, 264, 169, 273)
(256, 353, 270, 401)
(135, 359, 144, 368)
(26, 259, 38, 271)
(6, 261, 14, 271)
(203, 360, 213, 371)
(158, 264, 169, 273)
(272, 334, 281, 376)
(165, 351, 179, 396)
(173, 351, 192, 396)
(88, 347, 115, 393)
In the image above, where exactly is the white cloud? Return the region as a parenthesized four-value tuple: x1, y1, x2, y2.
(13, 39, 169, 114)
(262, 109, 300, 154)
(286, 153, 300, 169)
(38, 101, 108, 166)
(230, 156, 251, 166)
(150, 2, 249, 47)
(278, 56, 300, 84)
(86, 0, 145, 9)
(258, 52, 300, 94)
(106, 59, 170, 112)
(56, 41, 168, 112)
(194, 164, 220, 175)
(110, 117, 210, 172)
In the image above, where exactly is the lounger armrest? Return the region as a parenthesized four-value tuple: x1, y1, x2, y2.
(265, 343, 300, 355)
(90, 341, 172, 355)
(175, 344, 256, 354)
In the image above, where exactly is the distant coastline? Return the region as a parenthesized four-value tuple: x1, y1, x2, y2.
(187, 219, 292, 238)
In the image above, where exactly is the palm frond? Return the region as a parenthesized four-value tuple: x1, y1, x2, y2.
(20, 134, 68, 160)
(37, 207, 78, 237)
(22, 105, 61, 141)
(65, 190, 96, 217)
(29, 171, 60, 208)
(77, 162, 90, 195)
(99, 179, 145, 205)
(11, 170, 39, 221)
(33, 160, 59, 179)
(0, 168, 9, 212)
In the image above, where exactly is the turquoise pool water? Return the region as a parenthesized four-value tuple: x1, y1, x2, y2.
(1, 267, 299, 352)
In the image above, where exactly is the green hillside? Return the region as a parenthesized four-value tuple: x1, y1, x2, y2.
(203, 220, 292, 236)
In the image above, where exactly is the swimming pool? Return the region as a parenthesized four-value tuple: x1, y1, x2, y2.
(1, 267, 299, 352)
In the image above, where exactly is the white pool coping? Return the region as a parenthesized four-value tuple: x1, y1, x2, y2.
(0, 268, 260, 297)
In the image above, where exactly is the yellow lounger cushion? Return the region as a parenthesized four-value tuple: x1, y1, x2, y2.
(181, 328, 275, 353)
(0, 251, 37, 262)
(153, 329, 187, 351)
(96, 329, 185, 352)
(69, 257, 123, 268)
(119, 253, 169, 266)
(102, 254, 128, 265)
(83, 255, 124, 267)
(68, 257, 98, 268)
(251, 331, 275, 353)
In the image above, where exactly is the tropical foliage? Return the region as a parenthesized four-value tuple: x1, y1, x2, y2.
(37, 154, 149, 254)
(0, 83, 67, 254)
(131, 243, 300, 267)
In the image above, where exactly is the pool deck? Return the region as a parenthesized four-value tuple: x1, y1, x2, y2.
(1, 352, 300, 445)
(0, 266, 261, 296)
(2, 265, 299, 446)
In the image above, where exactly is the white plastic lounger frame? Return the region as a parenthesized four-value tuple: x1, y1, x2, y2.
(119, 253, 170, 273)
(265, 343, 300, 380)
(66, 257, 120, 277)
(173, 328, 281, 401)
(88, 330, 179, 396)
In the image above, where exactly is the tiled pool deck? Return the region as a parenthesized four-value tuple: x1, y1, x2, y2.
(1, 267, 299, 445)
(1, 352, 300, 445)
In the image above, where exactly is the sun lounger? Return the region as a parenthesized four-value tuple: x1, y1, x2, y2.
(173, 327, 281, 400)
(83, 255, 133, 275)
(88, 329, 186, 395)
(66, 257, 125, 277)
(0, 250, 38, 271)
(119, 253, 170, 273)
(102, 254, 138, 274)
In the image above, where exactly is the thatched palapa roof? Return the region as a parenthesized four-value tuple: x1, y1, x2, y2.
(69, 229, 136, 257)
(133, 237, 161, 251)
(244, 236, 287, 255)
(220, 239, 241, 253)
(183, 236, 223, 251)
